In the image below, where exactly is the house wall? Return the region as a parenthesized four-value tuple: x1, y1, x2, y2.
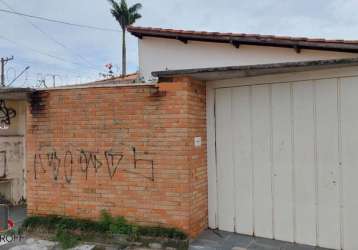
(138, 37, 358, 81)
(0, 100, 26, 204)
(26, 79, 207, 237)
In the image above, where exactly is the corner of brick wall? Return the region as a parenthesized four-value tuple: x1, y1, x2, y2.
(160, 77, 208, 237)
(26, 79, 207, 237)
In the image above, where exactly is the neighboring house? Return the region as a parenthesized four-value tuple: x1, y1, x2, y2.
(0, 90, 28, 204)
(129, 26, 358, 82)
(15, 26, 358, 250)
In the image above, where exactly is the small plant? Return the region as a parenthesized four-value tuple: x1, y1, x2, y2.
(99, 210, 113, 231)
(109, 216, 131, 235)
(54, 227, 80, 249)
(128, 225, 139, 241)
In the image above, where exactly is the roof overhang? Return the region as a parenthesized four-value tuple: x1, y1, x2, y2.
(152, 57, 358, 81)
(0, 87, 36, 100)
(128, 26, 358, 53)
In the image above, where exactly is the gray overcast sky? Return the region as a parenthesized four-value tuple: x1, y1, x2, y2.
(0, 0, 357, 87)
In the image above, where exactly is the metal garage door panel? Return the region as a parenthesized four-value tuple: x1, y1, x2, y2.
(293, 81, 316, 246)
(252, 85, 273, 239)
(341, 76, 358, 250)
(215, 88, 235, 231)
(271, 83, 294, 242)
(213, 76, 355, 249)
(232, 86, 254, 235)
(315, 79, 340, 249)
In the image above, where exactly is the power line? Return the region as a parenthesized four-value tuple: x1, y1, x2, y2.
(0, 8, 120, 33)
(5, 66, 16, 82)
(0, 34, 98, 72)
(8, 66, 30, 87)
(0, 0, 98, 70)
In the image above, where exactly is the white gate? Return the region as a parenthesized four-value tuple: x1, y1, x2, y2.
(209, 72, 358, 250)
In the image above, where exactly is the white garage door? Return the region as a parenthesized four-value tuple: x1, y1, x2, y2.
(214, 76, 358, 250)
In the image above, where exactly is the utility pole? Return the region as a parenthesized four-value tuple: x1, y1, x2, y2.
(52, 75, 56, 87)
(1, 56, 14, 87)
(46, 74, 60, 87)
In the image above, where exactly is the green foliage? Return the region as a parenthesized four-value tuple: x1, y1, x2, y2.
(54, 228, 80, 249)
(22, 215, 106, 233)
(98, 209, 113, 231)
(22, 210, 187, 242)
(107, 0, 142, 76)
(108, 0, 142, 29)
(109, 217, 130, 234)
(128, 225, 139, 241)
(138, 226, 187, 240)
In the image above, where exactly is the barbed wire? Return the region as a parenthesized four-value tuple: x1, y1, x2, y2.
(3, 61, 110, 88)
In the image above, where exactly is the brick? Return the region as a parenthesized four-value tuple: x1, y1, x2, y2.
(26, 79, 207, 237)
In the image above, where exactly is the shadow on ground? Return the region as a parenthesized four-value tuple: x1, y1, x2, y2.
(189, 230, 334, 250)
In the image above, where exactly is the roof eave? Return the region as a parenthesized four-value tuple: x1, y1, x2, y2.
(152, 57, 358, 81)
(129, 28, 358, 53)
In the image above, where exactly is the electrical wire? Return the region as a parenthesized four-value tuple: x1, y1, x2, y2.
(0, 0, 99, 70)
(0, 34, 99, 72)
(5, 67, 16, 83)
(0, 8, 120, 32)
(0, 3, 115, 86)
(8, 66, 30, 86)
(0, 54, 102, 87)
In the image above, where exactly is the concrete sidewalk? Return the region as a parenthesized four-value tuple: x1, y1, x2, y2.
(189, 230, 333, 250)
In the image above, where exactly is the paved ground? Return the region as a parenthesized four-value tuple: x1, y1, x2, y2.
(189, 230, 333, 250)
(1, 238, 97, 250)
(1, 238, 177, 249)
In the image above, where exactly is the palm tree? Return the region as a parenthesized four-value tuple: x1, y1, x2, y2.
(108, 0, 142, 77)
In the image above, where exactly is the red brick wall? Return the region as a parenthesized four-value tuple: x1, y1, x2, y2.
(26, 78, 207, 237)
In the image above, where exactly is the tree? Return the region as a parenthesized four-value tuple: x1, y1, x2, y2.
(108, 0, 142, 77)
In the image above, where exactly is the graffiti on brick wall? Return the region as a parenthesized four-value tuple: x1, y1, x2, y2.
(64, 151, 73, 184)
(33, 146, 154, 183)
(79, 150, 102, 180)
(104, 150, 123, 179)
(48, 151, 61, 181)
(33, 154, 46, 180)
(132, 147, 154, 182)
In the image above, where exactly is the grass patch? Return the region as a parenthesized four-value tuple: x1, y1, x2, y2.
(53, 228, 80, 249)
(22, 210, 187, 248)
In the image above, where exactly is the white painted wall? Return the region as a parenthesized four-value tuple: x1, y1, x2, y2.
(138, 37, 358, 81)
(0, 101, 26, 204)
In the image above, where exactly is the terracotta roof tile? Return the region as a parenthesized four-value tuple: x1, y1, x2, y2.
(128, 26, 358, 52)
(128, 26, 357, 43)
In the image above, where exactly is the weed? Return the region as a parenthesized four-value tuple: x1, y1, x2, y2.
(54, 228, 80, 249)
(22, 210, 187, 248)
